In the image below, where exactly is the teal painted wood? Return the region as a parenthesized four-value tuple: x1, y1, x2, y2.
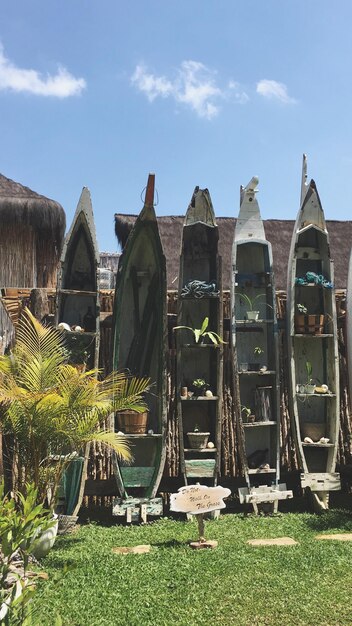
(184, 459, 216, 478)
(231, 177, 281, 496)
(112, 174, 167, 501)
(112, 497, 163, 521)
(120, 467, 155, 487)
(176, 186, 223, 489)
(287, 156, 340, 511)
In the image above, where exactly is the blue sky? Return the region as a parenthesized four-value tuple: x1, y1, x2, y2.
(1, 1, 352, 252)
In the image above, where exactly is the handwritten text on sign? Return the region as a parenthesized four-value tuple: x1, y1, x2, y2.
(170, 484, 231, 515)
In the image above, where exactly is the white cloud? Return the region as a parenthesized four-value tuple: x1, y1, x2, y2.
(0, 43, 86, 97)
(131, 61, 248, 119)
(256, 79, 296, 104)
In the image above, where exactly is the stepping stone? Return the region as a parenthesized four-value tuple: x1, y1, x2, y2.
(112, 545, 151, 554)
(315, 533, 352, 541)
(247, 537, 298, 546)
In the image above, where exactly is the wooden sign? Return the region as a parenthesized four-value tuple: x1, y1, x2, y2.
(170, 484, 231, 516)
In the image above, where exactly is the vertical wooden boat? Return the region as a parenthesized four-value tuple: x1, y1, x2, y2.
(56, 187, 100, 517)
(111, 174, 167, 522)
(176, 187, 223, 489)
(287, 155, 340, 511)
(232, 177, 292, 512)
(346, 248, 352, 410)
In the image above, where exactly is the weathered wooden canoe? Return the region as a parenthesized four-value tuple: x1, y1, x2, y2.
(56, 186, 100, 516)
(346, 248, 352, 411)
(232, 177, 291, 512)
(112, 174, 167, 521)
(176, 186, 223, 488)
(287, 155, 340, 511)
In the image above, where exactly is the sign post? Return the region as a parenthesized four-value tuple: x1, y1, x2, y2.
(170, 484, 231, 549)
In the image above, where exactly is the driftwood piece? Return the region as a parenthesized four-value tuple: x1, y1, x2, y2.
(29, 288, 49, 321)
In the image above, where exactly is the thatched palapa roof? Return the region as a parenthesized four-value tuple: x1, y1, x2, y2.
(115, 215, 352, 290)
(0, 173, 66, 243)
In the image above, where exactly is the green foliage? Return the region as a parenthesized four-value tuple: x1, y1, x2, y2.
(31, 509, 352, 625)
(174, 317, 225, 345)
(237, 292, 272, 312)
(297, 303, 308, 314)
(0, 309, 151, 506)
(0, 482, 54, 625)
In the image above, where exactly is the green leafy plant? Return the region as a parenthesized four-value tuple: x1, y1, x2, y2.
(0, 309, 152, 507)
(174, 317, 225, 345)
(306, 361, 313, 384)
(237, 293, 272, 312)
(0, 482, 54, 625)
(241, 405, 251, 420)
(192, 378, 207, 388)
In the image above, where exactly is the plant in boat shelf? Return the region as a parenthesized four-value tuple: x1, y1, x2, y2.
(302, 361, 316, 394)
(236, 293, 272, 322)
(191, 378, 209, 396)
(241, 405, 255, 423)
(295, 303, 325, 335)
(187, 424, 210, 449)
(174, 316, 226, 345)
(249, 346, 266, 372)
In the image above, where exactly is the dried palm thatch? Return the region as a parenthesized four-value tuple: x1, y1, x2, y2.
(0, 173, 66, 288)
(115, 215, 352, 291)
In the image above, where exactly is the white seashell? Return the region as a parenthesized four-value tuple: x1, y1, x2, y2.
(73, 325, 82, 332)
(319, 437, 330, 445)
(205, 389, 213, 398)
(58, 322, 71, 332)
(321, 384, 329, 391)
(207, 441, 215, 449)
(304, 437, 314, 444)
(148, 429, 154, 435)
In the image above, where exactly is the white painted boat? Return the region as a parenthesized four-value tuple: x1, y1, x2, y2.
(287, 155, 340, 511)
(232, 177, 292, 512)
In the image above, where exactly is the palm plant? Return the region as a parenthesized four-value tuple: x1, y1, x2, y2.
(0, 309, 151, 506)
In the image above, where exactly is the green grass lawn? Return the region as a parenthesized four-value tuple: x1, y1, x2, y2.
(33, 509, 352, 626)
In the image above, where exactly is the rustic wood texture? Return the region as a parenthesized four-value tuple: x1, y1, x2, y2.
(2, 288, 352, 506)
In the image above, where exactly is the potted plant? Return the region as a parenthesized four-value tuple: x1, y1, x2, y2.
(241, 405, 255, 423)
(305, 361, 316, 394)
(236, 293, 272, 321)
(190, 378, 209, 396)
(0, 309, 151, 512)
(187, 425, 210, 449)
(295, 303, 325, 335)
(173, 316, 225, 345)
(249, 346, 265, 371)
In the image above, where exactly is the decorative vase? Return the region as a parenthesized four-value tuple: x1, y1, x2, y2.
(31, 514, 59, 559)
(116, 410, 148, 434)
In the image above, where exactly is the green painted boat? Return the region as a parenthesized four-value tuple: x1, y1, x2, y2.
(56, 186, 100, 370)
(287, 155, 340, 512)
(176, 186, 223, 489)
(56, 186, 100, 518)
(112, 174, 167, 514)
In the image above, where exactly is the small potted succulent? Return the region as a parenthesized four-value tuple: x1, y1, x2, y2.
(191, 378, 209, 396)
